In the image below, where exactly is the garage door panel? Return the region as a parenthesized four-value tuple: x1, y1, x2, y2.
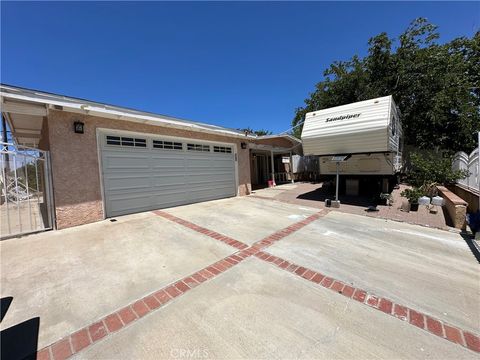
(151, 160, 185, 167)
(211, 176, 235, 184)
(187, 173, 233, 182)
(150, 155, 185, 167)
(207, 169, 235, 176)
(210, 158, 234, 165)
(101, 135, 236, 217)
(185, 165, 233, 172)
(151, 165, 185, 171)
(185, 189, 233, 203)
(185, 161, 212, 169)
(105, 175, 151, 192)
(152, 192, 188, 207)
(210, 160, 234, 166)
(186, 178, 232, 187)
(151, 185, 187, 193)
(187, 181, 234, 193)
(107, 194, 155, 217)
(103, 155, 150, 170)
(108, 188, 190, 217)
(152, 178, 187, 187)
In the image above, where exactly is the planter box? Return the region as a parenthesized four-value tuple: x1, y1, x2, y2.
(437, 186, 467, 230)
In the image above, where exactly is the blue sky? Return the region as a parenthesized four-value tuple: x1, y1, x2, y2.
(1, 1, 478, 133)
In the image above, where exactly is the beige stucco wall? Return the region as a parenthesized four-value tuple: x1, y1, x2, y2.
(46, 110, 253, 229)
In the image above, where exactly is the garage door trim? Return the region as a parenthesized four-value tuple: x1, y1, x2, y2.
(96, 128, 239, 219)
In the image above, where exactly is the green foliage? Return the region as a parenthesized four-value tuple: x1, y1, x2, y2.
(407, 151, 469, 187)
(400, 187, 424, 204)
(239, 127, 273, 136)
(292, 18, 480, 152)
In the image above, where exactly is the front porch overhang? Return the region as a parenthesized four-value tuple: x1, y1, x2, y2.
(1, 98, 47, 148)
(249, 143, 300, 154)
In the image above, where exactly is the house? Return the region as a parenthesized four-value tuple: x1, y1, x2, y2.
(0, 84, 300, 237)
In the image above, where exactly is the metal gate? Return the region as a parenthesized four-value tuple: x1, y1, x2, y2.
(1, 142, 55, 239)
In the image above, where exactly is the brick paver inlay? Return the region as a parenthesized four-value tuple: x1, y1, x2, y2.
(35, 209, 479, 359)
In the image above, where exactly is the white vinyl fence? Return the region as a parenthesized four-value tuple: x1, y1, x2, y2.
(452, 148, 479, 192)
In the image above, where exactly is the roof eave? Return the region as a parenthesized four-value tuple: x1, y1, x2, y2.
(0, 84, 257, 140)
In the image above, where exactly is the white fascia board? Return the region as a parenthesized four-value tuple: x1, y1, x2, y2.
(249, 143, 292, 152)
(0, 90, 256, 140)
(256, 134, 302, 144)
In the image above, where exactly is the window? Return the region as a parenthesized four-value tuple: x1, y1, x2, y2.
(153, 140, 183, 150)
(106, 136, 146, 147)
(187, 143, 210, 152)
(213, 146, 232, 153)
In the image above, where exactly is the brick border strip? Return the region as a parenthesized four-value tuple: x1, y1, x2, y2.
(37, 211, 325, 360)
(254, 251, 480, 354)
(251, 211, 327, 250)
(36, 250, 256, 360)
(36, 206, 479, 359)
(153, 210, 248, 250)
(152, 209, 327, 252)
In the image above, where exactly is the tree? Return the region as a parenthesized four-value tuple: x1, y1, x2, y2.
(292, 18, 480, 153)
(238, 127, 273, 136)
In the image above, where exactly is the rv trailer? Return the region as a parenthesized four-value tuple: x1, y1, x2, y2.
(301, 96, 403, 195)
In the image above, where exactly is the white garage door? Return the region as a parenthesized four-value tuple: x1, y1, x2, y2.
(100, 132, 237, 217)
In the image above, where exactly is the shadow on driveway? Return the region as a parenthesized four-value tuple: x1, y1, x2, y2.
(461, 233, 480, 264)
(1, 296, 40, 360)
(296, 185, 377, 207)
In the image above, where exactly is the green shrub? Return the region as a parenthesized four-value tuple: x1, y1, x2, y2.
(400, 187, 424, 204)
(407, 152, 469, 187)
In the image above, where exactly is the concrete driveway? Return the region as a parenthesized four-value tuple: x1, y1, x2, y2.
(1, 196, 478, 359)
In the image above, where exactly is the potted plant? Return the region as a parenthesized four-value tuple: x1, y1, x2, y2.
(379, 193, 393, 206)
(400, 187, 423, 212)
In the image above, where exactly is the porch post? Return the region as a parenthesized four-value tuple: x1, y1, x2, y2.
(270, 150, 275, 186)
(1, 115, 9, 172)
(289, 151, 294, 183)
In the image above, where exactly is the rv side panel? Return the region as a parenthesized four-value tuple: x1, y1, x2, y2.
(319, 153, 396, 175)
(387, 100, 402, 154)
(302, 96, 392, 155)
